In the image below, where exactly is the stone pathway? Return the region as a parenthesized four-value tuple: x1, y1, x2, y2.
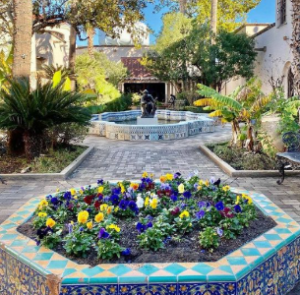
(1, 124, 300, 294)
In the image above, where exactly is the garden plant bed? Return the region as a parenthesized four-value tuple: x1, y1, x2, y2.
(200, 143, 300, 178)
(14, 174, 270, 266)
(0, 145, 87, 174)
(0, 180, 300, 295)
(17, 208, 275, 265)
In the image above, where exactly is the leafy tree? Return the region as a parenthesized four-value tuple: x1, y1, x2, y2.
(0, 78, 91, 159)
(194, 80, 271, 150)
(75, 52, 127, 104)
(0, 48, 12, 92)
(194, 30, 257, 90)
(157, 0, 261, 31)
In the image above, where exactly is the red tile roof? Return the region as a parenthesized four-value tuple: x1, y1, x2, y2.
(121, 57, 156, 80)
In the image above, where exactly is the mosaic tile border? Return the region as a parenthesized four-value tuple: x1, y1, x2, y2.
(89, 110, 216, 141)
(0, 186, 300, 295)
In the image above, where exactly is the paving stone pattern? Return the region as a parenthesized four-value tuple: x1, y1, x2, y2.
(0, 124, 300, 294)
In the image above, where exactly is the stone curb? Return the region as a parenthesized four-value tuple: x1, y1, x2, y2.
(0, 146, 94, 180)
(199, 144, 300, 178)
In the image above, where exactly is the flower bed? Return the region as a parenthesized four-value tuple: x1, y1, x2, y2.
(18, 173, 275, 265)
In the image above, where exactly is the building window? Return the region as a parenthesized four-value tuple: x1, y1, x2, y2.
(287, 67, 294, 98)
(278, 0, 287, 25)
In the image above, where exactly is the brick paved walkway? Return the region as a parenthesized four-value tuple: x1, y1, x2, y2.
(1, 124, 300, 294)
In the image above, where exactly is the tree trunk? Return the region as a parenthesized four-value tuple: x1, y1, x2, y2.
(231, 120, 241, 147)
(210, 0, 218, 44)
(179, 0, 187, 14)
(7, 128, 25, 155)
(12, 0, 32, 78)
(23, 130, 42, 160)
(69, 24, 77, 90)
(291, 0, 300, 97)
(87, 26, 95, 57)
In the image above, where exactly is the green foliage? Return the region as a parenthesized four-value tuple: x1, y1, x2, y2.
(40, 229, 62, 249)
(199, 227, 220, 251)
(96, 239, 124, 260)
(0, 78, 91, 132)
(0, 48, 12, 92)
(64, 229, 94, 257)
(138, 227, 165, 251)
(42, 64, 70, 80)
(104, 94, 132, 112)
(75, 52, 127, 105)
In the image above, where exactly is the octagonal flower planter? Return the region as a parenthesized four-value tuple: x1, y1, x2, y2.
(1, 187, 300, 295)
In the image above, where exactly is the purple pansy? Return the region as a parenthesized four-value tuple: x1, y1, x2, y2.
(196, 210, 206, 220)
(97, 179, 104, 185)
(234, 204, 242, 213)
(98, 228, 110, 239)
(119, 199, 129, 210)
(121, 248, 131, 256)
(216, 228, 223, 237)
(110, 194, 119, 205)
(183, 191, 192, 199)
(215, 201, 225, 211)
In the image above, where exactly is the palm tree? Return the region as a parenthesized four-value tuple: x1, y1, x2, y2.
(179, 0, 187, 14)
(291, 0, 300, 97)
(12, 0, 32, 78)
(0, 78, 91, 159)
(194, 80, 271, 150)
(86, 24, 95, 57)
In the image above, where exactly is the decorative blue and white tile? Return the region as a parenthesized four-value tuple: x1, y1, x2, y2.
(118, 284, 148, 295)
(148, 283, 177, 295)
(60, 284, 118, 295)
(178, 282, 236, 295)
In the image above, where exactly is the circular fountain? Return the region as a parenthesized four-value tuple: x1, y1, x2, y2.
(89, 110, 216, 141)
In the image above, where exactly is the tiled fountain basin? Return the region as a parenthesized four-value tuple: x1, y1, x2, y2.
(89, 110, 216, 141)
(1, 188, 300, 295)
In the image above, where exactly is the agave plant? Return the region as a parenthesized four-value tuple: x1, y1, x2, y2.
(0, 78, 91, 159)
(194, 79, 271, 151)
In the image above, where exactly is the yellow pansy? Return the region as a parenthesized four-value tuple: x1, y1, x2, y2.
(74, 196, 78, 200)
(242, 194, 253, 204)
(179, 210, 190, 219)
(114, 206, 119, 213)
(204, 180, 210, 187)
(222, 185, 230, 192)
(70, 188, 76, 196)
(199, 180, 204, 185)
(56, 188, 60, 192)
(95, 212, 104, 223)
(39, 200, 48, 207)
(107, 224, 121, 232)
(142, 172, 148, 178)
(107, 206, 113, 215)
(130, 183, 139, 191)
(46, 218, 56, 228)
(145, 197, 150, 206)
(166, 173, 173, 181)
(160, 175, 167, 183)
(100, 204, 108, 212)
(150, 198, 158, 209)
(78, 211, 89, 224)
(79, 189, 84, 194)
(150, 173, 154, 178)
(178, 183, 184, 194)
(119, 183, 125, 193)
(236, 196, 240, 205)
(198, 186, 203, 191)
(98, 186, 104, 194)
(38, 212, 47, 218)
(87, 221, 93, 229)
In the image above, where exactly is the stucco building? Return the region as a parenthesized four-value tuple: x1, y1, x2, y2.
(224, 0, 293, 97)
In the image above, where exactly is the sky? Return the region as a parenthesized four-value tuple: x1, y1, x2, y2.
(78, 0, 276, 46)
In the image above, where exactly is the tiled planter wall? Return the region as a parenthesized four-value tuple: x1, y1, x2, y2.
(1, 188, 300, 295)
(89, 110, 216, 141)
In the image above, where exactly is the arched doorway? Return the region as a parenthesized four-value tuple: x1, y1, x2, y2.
(287, 67, 294, 98)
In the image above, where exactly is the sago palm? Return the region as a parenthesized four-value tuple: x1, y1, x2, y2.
(0, 78, 92, 159)
(194, 80, 271, 150)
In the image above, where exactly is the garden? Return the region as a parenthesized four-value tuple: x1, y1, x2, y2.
(18, 173, 275, 264)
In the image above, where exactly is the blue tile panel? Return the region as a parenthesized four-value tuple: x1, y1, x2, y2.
(89, 110, 216, 141)
(1, 189, 300, 295)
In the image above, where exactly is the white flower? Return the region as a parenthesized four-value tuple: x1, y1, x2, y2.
(151, 193, 158, 199)
(136, 196, 144, 208)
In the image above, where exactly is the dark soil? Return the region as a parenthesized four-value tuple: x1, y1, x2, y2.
(208, 143, 277, 170)
(17, 209, 276, 266)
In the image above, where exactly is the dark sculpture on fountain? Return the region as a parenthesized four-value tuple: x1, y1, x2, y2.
(141, 90, 157, 118)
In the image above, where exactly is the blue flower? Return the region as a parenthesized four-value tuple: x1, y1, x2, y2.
(215, 201, 225, 211)
(46, 195, 52, 200)
(198, 201, 207, 209)
(64, 191, 72, 201)
(79, 227, 84, 232)
(216, 227, 223, 237)
(119, 200, 129, 210)
(50, 197, 59, 205)
(196, 210, 206, 220)
(128, 201, 139, 214)
(210, 177, 216, 184)
(97, 179, 104, 185)
(174, 172, 181, 179)
(146, 215, 154, 221)
(234, 204, 242, 213)
(181, 203, 187, 209)
(183, 191, 192, 199)
(136, 222, 146, 233)
(194, 183, 199, 190)
(98, 228, 110, 239)
(138, 183, 146, 191)
(147, 222, 153, 228)
(160, 183, 171, 190)
(170, 192, 178, 202)
(121, 248, 131, 256)
(110, 194, 119, 205)
(112, 187, 121, 195)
